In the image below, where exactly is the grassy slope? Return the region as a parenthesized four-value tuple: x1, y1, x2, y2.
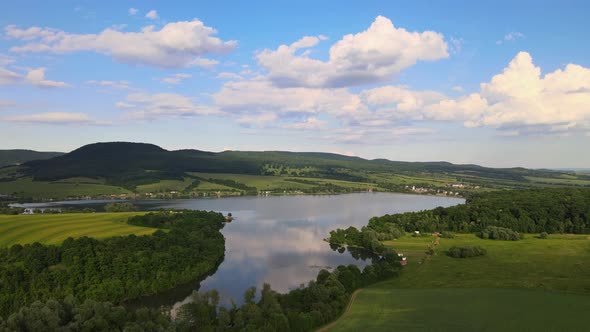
(0, 212, 155, 247)
(0, 178, 130, 199)
(327, 234, 590, 331)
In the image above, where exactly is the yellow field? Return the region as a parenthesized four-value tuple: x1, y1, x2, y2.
(0, 212, 155, 247)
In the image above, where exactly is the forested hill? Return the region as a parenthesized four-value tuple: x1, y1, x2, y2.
(0, 149, 63, 167)
(18, 141, 568, 188)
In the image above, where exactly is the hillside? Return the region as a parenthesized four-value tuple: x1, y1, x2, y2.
(0, 149, 64, 167)
(0, 142, 587, 199)
(20, 142, 565, 183)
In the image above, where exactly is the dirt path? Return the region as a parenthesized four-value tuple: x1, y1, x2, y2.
(315, 288, 363, 332)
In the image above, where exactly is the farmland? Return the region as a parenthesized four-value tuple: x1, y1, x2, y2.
(0, 212, 154, 247)
(326, 233, 590, 331)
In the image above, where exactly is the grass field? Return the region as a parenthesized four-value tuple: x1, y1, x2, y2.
(0, 178, 130, 199)
(326, 234, 590, 331)
(0, 212, 155, 247)
(136, 178, 195, 193)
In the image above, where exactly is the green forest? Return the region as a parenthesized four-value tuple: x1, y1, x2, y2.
(367, 188, 590, 234)
(0, 210, 225, 318)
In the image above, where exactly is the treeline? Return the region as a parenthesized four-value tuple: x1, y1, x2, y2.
(328, 217, 405, 251)
(0, 210, 225, 318)
(370, 188, 590, 234)
(0, 298, 172, 331)
(0, 251, 402, 332)
(175, 248, 402, 331)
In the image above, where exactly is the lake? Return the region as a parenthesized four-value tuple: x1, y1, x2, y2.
(15, 193, 464, 312)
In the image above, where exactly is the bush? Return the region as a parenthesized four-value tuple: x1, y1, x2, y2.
(476, 226, 520, 241)
(446, 246, 487, 258)
(440, 231, 455, 239)
(539, 232, 548, 239)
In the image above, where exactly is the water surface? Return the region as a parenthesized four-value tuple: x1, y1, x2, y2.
(16, 193, 464, 310)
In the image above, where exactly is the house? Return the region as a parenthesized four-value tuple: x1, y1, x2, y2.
(400, 257, 408, 266)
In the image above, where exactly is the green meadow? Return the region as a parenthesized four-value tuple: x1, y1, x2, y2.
(0, 212, 155, 247)
(326, 234, 590, 331)
(0, 178, 130, 199)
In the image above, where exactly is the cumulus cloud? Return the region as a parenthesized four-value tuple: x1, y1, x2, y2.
(25, 68, 70, 88)
(188, 57, 219, 69)
(213, 78, 363, 118)
(145, 10, 158, 20)
(257, 16, 448, 88)
(0, 67, 21, 84)
(423, 52, 590, 134)
(119, 92, 219, 119)
(128, 8, 138, 15)
(5, 20, 236, 68)
(160, 73, 191, 84)
(1, 112, 102, 125)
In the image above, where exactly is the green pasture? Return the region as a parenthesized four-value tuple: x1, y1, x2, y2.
(0, 212, 154, 247)
(326, 233, 590, 331)
(0, 178, 130, 199)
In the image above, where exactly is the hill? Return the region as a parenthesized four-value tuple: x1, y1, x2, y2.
(1, 142, 588, 199)
(19, 142, 570, 185)
(0, 149, 63, 167)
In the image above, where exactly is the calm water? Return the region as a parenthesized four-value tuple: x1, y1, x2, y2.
(15, 193, 464, 311)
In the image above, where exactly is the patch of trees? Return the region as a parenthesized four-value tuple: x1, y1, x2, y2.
(0, 204, 23, 215)
(328, 217, 404, 251)
(0, 297, 172, 331)
(104, 202, 137, 212)
(477, 226, 521, 241)
(0, 210, 225, 318)
(174, 249, 402, 331)
(369, 188, 590, 234)
(446, 246, 487, 258)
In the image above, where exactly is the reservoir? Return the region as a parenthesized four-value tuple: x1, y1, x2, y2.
(15, 192, 464, 311)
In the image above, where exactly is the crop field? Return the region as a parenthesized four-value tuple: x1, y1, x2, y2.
(0, 212, 155, 247)
(0, 178, 130, 199)
(326, 233, 590, 331)
(189, 172, 315, 190)
(525, 176, 590, 187)
(135, 178, 195, 193)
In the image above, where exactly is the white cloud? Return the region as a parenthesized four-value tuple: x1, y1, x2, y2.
(188, 57, 219, 69)
(257, 16, 448, 88)
(159, 73, 191, 85)
(423, 52, 590, 134)
(128, 8, 138, 15)
(496, 31, 524, 45)
(25, 68, 70, 88)
(213, 78, 363, 118)
(86, 80, 134, 90)
(0, 67, 21, 84)
(120, 92, 219, 119)
(1, 112, 101, 125)
(6, 20, 236, 68)
(282, 117, 326, 130)
(452, 85, 464, 92)
(115, 102, 136, 109)
(216, 72, 243, 80)
(145, 10, 158, 20)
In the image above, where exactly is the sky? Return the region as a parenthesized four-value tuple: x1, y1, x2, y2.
(1, 0, 589, 168)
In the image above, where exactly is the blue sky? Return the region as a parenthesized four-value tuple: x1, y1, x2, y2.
(1, 0, 589, 168)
